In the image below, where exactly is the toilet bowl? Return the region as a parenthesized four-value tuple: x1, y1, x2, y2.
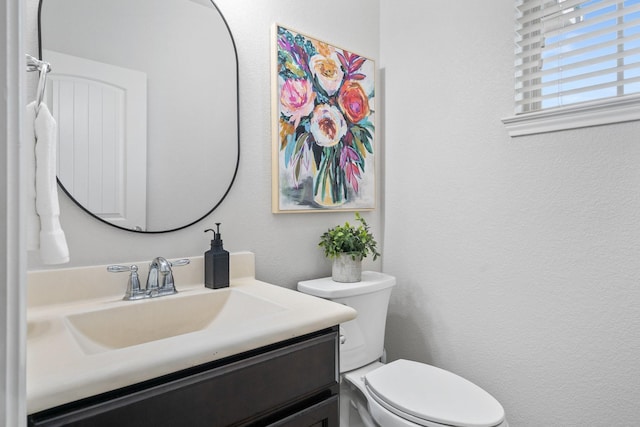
(298, 272, 508, 427)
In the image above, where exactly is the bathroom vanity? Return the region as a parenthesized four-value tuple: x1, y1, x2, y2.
(28, 328, 339, 426)
(26, 253, 355, 426)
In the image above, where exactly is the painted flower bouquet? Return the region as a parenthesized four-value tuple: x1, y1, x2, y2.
(276, 26, 375, 208)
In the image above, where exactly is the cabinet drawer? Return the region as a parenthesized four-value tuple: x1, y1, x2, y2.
(267, 395, 338, 427)
(29, 329, 338, 427)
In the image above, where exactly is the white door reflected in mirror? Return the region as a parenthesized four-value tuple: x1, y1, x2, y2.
(46, 50, 148, 230)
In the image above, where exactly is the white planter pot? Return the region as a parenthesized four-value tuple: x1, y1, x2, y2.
(332, 253, 362, 283)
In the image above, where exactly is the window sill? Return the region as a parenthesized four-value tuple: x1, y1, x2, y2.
(502, 95, 640, 137)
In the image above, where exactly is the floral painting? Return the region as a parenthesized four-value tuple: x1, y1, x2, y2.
(272, 25, 375, 213)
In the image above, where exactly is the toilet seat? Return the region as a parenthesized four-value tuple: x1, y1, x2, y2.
(364, 359, 505, 427)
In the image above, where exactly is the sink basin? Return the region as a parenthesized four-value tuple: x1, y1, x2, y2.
(64, 288, 286, 354)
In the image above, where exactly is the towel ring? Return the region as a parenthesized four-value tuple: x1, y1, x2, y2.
(25, 54, 52, 115)
(35, 62, 50, 115)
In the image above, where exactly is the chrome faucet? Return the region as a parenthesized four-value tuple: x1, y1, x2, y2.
(146, 257, 189, 297)
(108, 257, 190, 300)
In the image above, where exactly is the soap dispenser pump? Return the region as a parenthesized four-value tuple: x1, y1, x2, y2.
(204, 223, 229, 289)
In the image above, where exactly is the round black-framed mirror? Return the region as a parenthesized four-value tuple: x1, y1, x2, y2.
(38, 0, 239, 233)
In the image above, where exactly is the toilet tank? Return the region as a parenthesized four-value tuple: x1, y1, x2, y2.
(298, 271, 396, 373)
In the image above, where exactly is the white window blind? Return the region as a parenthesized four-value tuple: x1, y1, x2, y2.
(515, 0, 640, 114)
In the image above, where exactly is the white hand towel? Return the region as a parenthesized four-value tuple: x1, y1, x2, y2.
(33, 102, 70, 265)
(25, 101, 40, 251)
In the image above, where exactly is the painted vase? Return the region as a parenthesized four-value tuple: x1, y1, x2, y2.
(314, 177, 345, 207)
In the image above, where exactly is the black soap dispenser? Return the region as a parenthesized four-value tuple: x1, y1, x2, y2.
(204, 223, 229, 289)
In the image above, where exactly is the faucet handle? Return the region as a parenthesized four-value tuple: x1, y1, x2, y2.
(170, 258, 190, 267)
(107, 264, 147, 300)
(107, 264, 136, 273)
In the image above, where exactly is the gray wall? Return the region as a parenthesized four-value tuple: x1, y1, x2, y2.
(381, 0, 640, 425)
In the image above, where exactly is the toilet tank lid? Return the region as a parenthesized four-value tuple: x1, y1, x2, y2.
(297, 271, 396, 298)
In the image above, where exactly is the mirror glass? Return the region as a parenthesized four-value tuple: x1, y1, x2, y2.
(39, 0, 239, 233)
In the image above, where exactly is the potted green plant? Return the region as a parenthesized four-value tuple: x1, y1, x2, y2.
(318, 212, 381, 282)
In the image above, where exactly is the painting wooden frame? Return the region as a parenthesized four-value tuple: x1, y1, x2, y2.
(272, 24, 376, 213)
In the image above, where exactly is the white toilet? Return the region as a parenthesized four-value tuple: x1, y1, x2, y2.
(298, 271, 508, 427)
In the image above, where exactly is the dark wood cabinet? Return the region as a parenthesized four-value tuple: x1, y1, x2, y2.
(28, 327, 339, 427)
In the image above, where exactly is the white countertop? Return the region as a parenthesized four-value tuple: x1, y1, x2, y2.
(27, 252, 356, 413)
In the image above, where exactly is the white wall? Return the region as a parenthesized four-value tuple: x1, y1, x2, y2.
(381, 1, 640, 425)
(25, 0, 383, 288)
